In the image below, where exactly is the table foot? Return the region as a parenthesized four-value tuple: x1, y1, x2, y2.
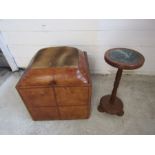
(116, 111, 124, 116)
(98, 95, 124, 116)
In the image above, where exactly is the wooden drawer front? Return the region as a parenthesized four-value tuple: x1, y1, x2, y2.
(19, 88, 56, 107)
(55, 87, 89, 106)
(28, 107, 59, 120)
(59, 106, 89, 119)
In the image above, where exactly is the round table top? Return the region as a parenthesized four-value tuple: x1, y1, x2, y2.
(104, 48, 145, 70)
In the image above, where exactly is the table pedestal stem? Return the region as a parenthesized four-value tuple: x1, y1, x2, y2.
(98, 68, 124, 116)
(110, 69, 122, 104)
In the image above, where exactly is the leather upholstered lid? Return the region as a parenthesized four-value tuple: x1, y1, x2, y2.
(31, 46, 79, 68)
(17, 46, 90, 87)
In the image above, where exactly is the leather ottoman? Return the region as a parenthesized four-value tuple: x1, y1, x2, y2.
(16, 46, 92, 120)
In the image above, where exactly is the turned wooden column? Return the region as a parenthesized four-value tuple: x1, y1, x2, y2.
(98, 48, 145, 116)
(110, 69, 122, 104)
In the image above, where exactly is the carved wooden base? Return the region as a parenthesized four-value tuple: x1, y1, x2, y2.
(98, 95, 124, 116)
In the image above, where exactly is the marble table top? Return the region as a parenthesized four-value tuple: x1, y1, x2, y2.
(104, 48, 145, 70)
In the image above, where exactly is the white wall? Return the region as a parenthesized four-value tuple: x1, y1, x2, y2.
(0, 19, 155, 75)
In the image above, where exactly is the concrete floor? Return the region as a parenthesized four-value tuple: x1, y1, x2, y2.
(0, 68, 11, 86)
(0, 71, 155, 135)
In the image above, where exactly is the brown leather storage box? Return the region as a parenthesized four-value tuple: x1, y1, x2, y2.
(16, 46, 92, 120)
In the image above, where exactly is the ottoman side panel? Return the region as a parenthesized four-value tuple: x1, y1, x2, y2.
(59, 105, 89, 120)
(84, 51, 92, 116)
(16, 87, 60, 120)
(78, 51, 92, 117)
(28, 107, 59, 121)
(55, 87, 89, 106)
(17, 87, 57, 107)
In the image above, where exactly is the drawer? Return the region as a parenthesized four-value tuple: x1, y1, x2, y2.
(19, 87, 56, 107)
(55, 87, 89, 106)
(28, 107, 59, 120)
(59, 105, 89, 119)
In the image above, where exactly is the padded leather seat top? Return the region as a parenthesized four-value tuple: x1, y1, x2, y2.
(31, 46, 79, 68)
(17, 46, 90, 87)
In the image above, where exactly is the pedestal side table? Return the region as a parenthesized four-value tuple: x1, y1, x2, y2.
(98, 48, 145, 116)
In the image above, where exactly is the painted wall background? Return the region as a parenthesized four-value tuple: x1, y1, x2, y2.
(0, 19, 155, 74)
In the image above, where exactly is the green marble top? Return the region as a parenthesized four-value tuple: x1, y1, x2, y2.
(108, 48, 141, 65)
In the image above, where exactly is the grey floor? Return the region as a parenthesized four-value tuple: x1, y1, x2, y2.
(0, 71, 155, 135)
(0, 68, 11, 86)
